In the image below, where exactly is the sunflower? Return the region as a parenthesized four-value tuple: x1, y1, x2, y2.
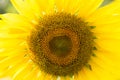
(0, 0, 120, 80)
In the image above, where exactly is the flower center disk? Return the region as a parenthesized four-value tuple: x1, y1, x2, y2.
(49, 35, 72, 57)
(28, 12, 93, 76)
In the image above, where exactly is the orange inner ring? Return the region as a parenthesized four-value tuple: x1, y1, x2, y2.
(41, 28, 80, 65)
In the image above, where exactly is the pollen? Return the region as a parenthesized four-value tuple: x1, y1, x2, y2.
(27, 12, 94, 76)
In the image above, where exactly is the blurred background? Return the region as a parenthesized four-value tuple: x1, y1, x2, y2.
(0, 0, 17, 14)
(0, 0, 113, 14)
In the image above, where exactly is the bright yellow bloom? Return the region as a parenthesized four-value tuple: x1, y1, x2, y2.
(0, 0, 120, 80)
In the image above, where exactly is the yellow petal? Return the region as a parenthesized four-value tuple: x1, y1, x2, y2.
(0, 77, 11, 80)
(26, 0, 55, 16)
(0, 32, 27, 39)
(10, 0, 54, 21)
(10, 0, 38, 22)
(81, 68, 99, 80)
(22, 0, 43, 19)
(92, 24, 120, 39)
(89, 57, 119, 80)
(55, 0, 103, 17)
(43, 74, 53, 80)
(95, 33, 120, 40)
(0, 13, 34, 32)
(87, 1, 120, 22)
(23, 67, 42, 80)
(95, 39, 120, 53)
(4, 58, 30, 77)
(0, 39, 27, 56)
(0, 53, 28, 77)
(12, 60, 35, 80)
(89, 15, 120, 27)
(74, 69, 88, 80)
(77, 0, 104, 18)
(93, 51, 120, 76)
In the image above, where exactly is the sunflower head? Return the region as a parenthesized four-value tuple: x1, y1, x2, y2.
(1, 0, 120, 79)
(27, 12, 94, 76)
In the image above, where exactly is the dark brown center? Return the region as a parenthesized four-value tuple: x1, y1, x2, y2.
(49, 35, 72, 57)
